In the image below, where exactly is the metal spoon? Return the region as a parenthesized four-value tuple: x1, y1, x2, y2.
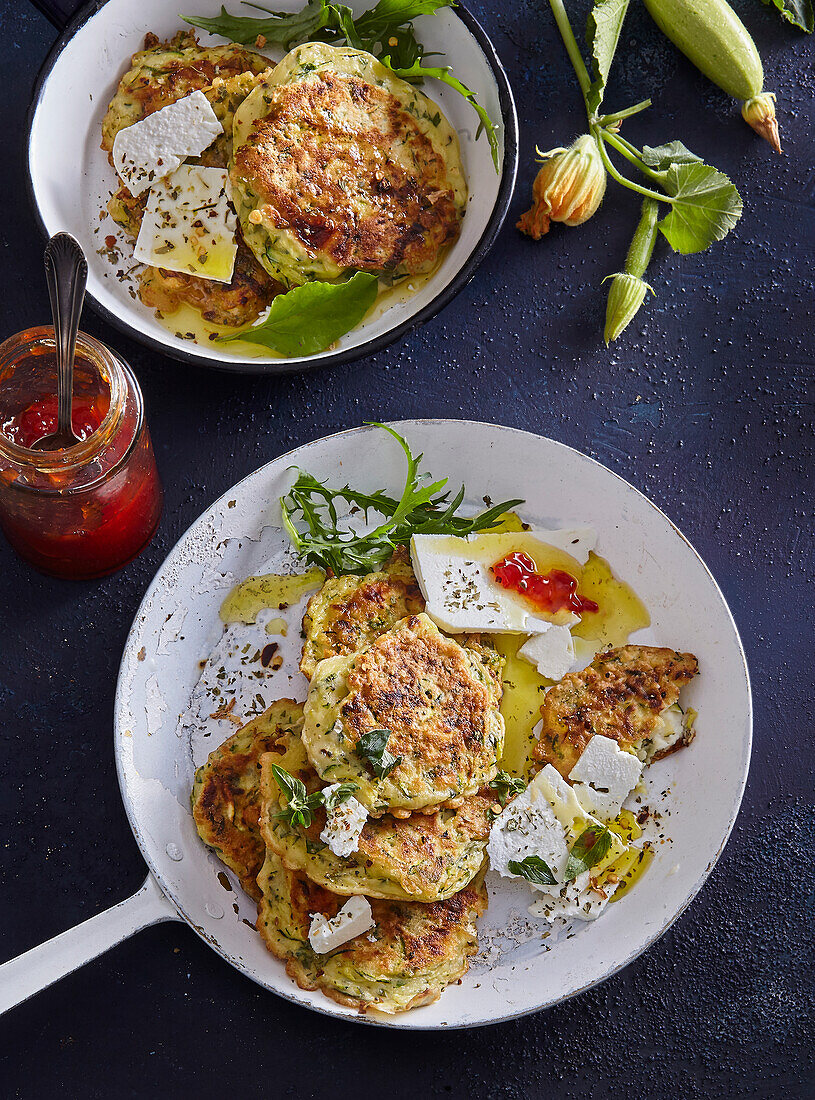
(33, 233, 88, 451)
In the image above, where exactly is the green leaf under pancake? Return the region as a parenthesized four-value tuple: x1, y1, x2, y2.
(182, 0, 330, 47)
(220, 272, 378, 357)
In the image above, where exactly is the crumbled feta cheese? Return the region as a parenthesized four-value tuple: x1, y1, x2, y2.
(569, 734, 644, 822)
(308, 896, 374, 953)
(134, 165, 237, 283)
(319, 785, 368, 858)
(641, 703, 687, 760)
(487, 782, 570, 879)
(517, 624, 576, 680)
(488, 763, 630, 924)
(410, 528, 595, 635)
(112, 90, 223, 196)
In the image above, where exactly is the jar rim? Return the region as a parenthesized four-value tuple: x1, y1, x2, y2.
(0, 327, 145, 494)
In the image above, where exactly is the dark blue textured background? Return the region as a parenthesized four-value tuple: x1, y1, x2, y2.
(1, 0, 813, 1095)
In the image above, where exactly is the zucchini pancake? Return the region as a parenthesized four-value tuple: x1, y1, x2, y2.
(301, 613, 505, 815)
(188, 454, 700, 1016)
(256, 850, 487, 1014)
(230, 43, 467, 287)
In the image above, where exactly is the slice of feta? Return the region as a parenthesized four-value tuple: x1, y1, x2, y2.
(112, 90, 223, 196)
(319, 786, 368, 858)
(517, 624, 575, 680)
(308, 895, 374, 953)
(569, 734, 644, 822)
(487, 782, 570, 880)
(134, 165, 237, 283)
(410, 528, 595, 635)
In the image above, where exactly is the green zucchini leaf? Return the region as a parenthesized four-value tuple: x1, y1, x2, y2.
(657, 162, 743, 255)
(586, 0, 631, 116)
(641, 141, 702, 170)
(758, 0, 813, 32)
(220, 272, 379, 357)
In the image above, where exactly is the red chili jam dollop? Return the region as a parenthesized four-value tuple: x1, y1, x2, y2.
(5, 393, 109, 449)
(491, 551, 599, 615)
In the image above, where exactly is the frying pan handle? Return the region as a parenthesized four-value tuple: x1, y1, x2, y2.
(0, 875, 180, 1015)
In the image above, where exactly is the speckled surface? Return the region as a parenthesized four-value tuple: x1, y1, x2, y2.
(1, 0, 813, 1095)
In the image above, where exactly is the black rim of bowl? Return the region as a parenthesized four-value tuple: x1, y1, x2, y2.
(25, 1, 519, 376)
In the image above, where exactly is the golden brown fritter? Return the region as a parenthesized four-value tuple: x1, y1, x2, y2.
(191, 699, 304, 900)
(231, 44, 467, 288)
(138, 234, 282, 327)
(302, 613, 504, 816)
(299, 547, 425, 680)
(101, 31, 269, 164)
(260, 743, 494, 901)
(533, 644, 699, 778)
(256, 849, 487, 1014)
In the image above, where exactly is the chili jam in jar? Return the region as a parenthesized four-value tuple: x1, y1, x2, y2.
(0, 327, 163, 579)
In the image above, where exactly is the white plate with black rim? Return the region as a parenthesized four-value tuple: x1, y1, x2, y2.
(0, 421, 752, 1027)
(25, 0, 518, 374)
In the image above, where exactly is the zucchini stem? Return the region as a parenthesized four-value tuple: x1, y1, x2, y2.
(601, 130, 665, 186)
(598, 100, 652, 126)
(547, 0, 592, 100)
(593, 129, 673, 204)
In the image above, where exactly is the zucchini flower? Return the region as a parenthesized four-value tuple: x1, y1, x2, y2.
(742, 93, 781, 154)
(517, 134, 607, 239)
(603, 273, 654, 344)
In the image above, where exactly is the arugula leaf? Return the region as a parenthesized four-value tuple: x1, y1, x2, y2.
(182, 0, 329, 46)
(355, 0, 455, 44)
(564, 824, 613, 882)
(508, 856, 558, 885)
(640, 141, 702, 170)
(759, 0, 813, 32)
(585, 0, 631, 117)
(220, 272, 378, 357)
(489, 771, 526, 807)
(355, 729, 403, 778)
(280, 422, 524, 574)
(385, 58, 500, 169)
(656, 162, 743, 255)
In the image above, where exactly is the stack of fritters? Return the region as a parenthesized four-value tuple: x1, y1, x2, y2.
(192, 549, 503, 1014)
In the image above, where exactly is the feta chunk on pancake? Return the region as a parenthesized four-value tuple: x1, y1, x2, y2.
(134, 165, 238, 283)
(568, 734, 644, 822)
(319, 788, 368, 858)
(308, 895, 374, 953)
(112, 90, 222, 196)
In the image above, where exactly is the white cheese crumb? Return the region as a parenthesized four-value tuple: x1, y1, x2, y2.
(308, 896, 374, 953)
(487, 783, 570, 879)
(134, 165, 237, 283)
(113, 90, 223, 196)
(517, 625, 576, 680)
(319, 786, 368, 858)
(569, 734, 644, 822)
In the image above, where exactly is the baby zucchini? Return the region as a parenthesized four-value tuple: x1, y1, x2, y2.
(642, 0, 781, 152)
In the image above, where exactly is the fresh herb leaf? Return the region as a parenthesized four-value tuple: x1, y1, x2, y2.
(182, 0, 330, 46)
(489, 771, 526, 807)
(640, 141, 702, 170)
(270, 764, 319, 828)
(355, 728, 402, 778)
(220, 272, 378, 357)
(322, 781, 359, 810)
(759, 0, 813, 32)
(271, 765, 357, 827)
(564, 824, 613, 882)
(385, 58, 500, 169)
(508, 855, 558, 885)
(280, 422, 524, 574)
(656, 162, 743, 255)
(585, 0, 631, 116)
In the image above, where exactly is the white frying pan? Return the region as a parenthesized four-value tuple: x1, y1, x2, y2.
(0, 422, 752, 1027)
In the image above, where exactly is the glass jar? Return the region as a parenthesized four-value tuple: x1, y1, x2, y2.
(0, 326, 163, 579)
